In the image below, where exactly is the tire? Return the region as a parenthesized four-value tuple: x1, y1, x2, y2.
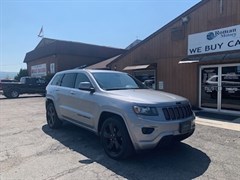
(100, 116, 134, 160)
(46, 103, 62, 129)
(3, 91, 11, 98)
(4, 89, 19, 98)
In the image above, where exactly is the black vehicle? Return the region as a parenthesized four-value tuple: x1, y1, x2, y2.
(2, 76, 47, 98)
(0, 79, 17, 90)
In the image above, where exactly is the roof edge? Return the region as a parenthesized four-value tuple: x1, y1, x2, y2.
(35, 37, 125, 51)
(108, 0, 210, 66)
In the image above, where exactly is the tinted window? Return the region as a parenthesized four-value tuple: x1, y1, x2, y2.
(61, 73, 77, 88)
(26, 78, 37, 84)
(51, 74, 63, 86)
(74, 73, 91, 88)
(36, 78, 46, 84)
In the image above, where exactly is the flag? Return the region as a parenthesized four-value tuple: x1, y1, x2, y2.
(38, 26, 44, 38)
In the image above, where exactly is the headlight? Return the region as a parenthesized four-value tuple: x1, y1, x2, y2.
(133, 106, 158, 116)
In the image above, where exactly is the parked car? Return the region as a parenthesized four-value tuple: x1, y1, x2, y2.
(204, 74, 240, 99)
(46, 69, 195, 160)
(2, 76, 47, 98)
(0, 79, 17, 90)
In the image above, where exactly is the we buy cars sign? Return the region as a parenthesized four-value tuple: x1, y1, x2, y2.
(188, 24, 240, 55)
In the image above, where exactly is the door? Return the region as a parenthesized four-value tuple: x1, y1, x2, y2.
(69, 73, 99, 128)
(221, 65, 240, 112)
(58, 73, 77, 119)
(200, 67, 219, 109)
(200, 64, 240, 113)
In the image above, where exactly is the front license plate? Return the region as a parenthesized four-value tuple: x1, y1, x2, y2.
(179, 121, 191, 134)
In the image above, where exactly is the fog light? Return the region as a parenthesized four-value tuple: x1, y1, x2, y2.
(142, 127, 154, 134)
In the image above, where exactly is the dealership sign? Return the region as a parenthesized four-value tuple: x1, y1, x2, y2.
(188, 24, 240, 55)
(31, 64, 47, 77)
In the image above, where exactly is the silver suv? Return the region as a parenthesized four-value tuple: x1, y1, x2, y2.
(46, 69, 195, 159)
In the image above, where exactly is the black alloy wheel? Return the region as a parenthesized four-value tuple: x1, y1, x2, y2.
(46, 103, 62, 129)
(101, 117, 134, 160)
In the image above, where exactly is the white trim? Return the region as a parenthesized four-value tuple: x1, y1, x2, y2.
(199, 63, 240, 114)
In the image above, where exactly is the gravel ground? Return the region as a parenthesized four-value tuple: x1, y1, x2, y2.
(0, 95, 239, 180)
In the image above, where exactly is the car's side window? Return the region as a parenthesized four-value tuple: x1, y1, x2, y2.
(36, 78, 46, 84)
(51, 74, 63, 86)
(27, 78, 37, 85)
(74, 73, 91, 89)
(61, 73, 77, 88)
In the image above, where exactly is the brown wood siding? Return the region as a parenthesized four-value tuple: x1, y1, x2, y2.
(110, 0, 240, 107)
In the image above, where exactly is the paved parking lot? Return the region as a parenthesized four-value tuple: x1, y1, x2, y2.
(0, 95, 240, 180)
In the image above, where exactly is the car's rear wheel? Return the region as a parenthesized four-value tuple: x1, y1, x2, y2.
(3, 89, 19, 98)
(100, 116, 134, 160)
(46, 103, 62, 129)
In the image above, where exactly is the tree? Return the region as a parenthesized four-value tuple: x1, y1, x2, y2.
(14, 68, 28, 81)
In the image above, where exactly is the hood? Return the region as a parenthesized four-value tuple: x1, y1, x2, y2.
(105, 89, 187, 104)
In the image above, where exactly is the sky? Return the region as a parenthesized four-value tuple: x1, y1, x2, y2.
(1, 0, 200, 72)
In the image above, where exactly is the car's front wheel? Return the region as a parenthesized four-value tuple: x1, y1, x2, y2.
(46, 103, 62, 129)
(100, 116, 134, 160)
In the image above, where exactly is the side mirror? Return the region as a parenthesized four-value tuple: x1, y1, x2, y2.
(79, 82, 95, 93)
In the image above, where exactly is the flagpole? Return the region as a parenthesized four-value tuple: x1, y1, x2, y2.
(38, 26, 44, 38)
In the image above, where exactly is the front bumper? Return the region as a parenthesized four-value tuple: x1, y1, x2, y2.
(126, 114, 195, 150)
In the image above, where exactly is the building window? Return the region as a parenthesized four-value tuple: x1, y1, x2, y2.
(133, 70, 156, 89)
(50, 63, 55, 74)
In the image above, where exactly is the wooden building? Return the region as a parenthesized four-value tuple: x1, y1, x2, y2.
(108, 0, 240, 113)
(24, 38, 126, 77)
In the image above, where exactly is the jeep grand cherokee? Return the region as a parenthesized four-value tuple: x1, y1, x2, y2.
(46, 69, 195, 160)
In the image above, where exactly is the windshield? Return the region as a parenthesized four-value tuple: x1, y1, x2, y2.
(92, 72, 147, 90)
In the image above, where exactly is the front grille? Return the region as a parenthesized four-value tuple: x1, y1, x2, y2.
(162, 104, 193, 120)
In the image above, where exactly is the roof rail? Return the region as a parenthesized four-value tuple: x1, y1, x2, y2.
(74, 65, 87, 69)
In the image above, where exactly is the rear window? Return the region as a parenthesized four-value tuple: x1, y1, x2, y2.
(51, 74, 63, 86)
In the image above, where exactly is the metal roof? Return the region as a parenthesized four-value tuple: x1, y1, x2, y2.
(24, 38, 126, 63)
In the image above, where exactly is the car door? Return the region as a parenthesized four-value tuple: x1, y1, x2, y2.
(21, 77, 34, 93)
(34, 78, 47, 93)
(57, 73, 77, 120)
(27, 78, 46, 93)
(68, 72, 99, 129)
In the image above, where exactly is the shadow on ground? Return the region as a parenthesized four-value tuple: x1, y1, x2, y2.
(195, 111, 240, 123)
(42, 123, 210, 180)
